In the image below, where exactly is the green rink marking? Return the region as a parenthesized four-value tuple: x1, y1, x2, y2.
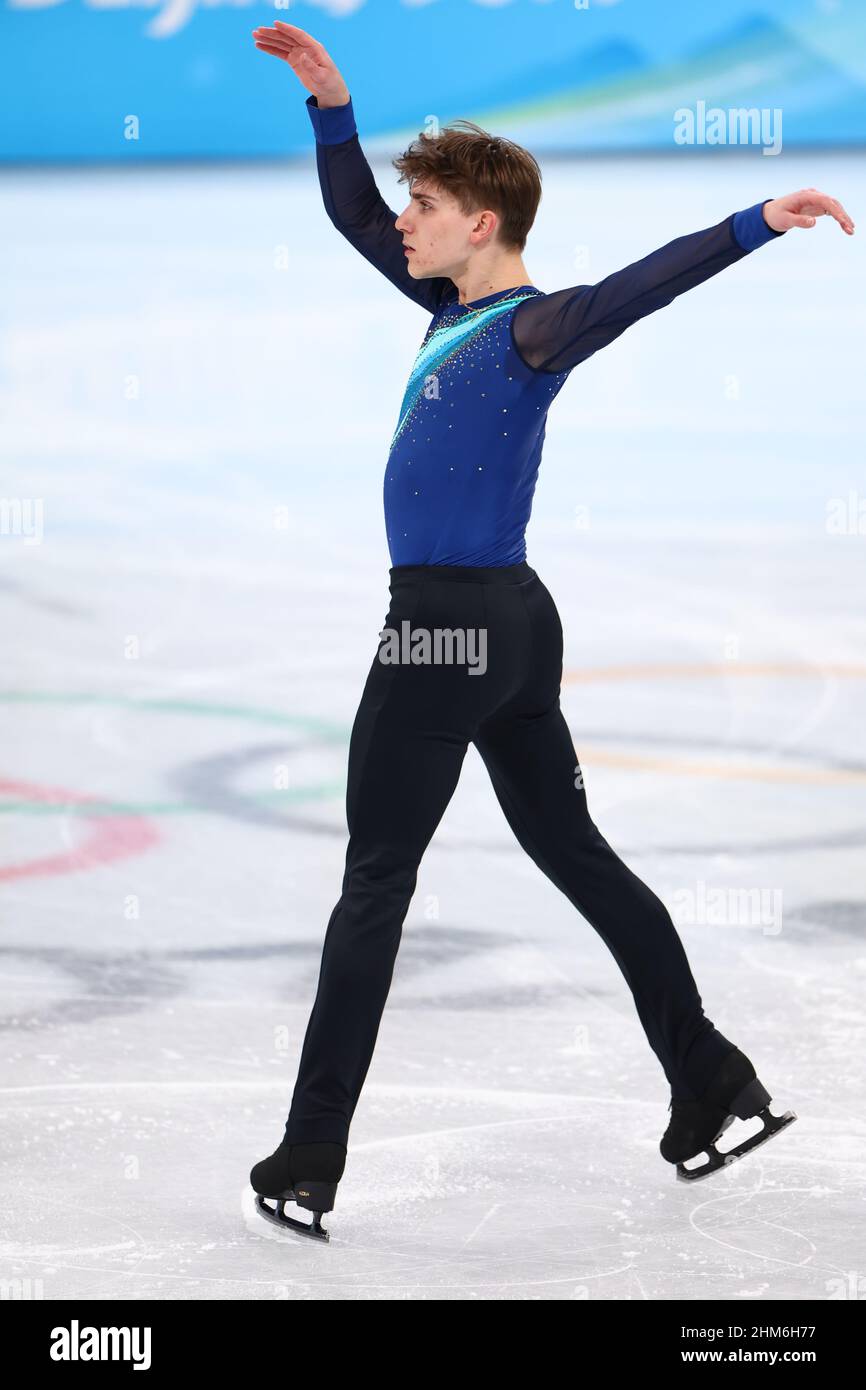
(0, 690, 349, 815)
(0, 787, 346, 815)
(0, 690, 348, 738)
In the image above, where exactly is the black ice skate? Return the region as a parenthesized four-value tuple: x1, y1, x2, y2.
(661, 1047, 797, 1182)
(250, 1140, 347, 1241)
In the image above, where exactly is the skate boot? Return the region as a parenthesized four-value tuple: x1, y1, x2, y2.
(661, 1047, 797, 1182)
(250, 1139, 347, 1241)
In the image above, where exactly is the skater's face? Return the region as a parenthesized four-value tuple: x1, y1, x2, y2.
(395, 180, 500, 281)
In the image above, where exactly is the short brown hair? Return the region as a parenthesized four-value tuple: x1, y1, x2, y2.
(392, 120, 541, 253)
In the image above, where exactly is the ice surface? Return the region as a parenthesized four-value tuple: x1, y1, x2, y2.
(1, 152, 864, 1300)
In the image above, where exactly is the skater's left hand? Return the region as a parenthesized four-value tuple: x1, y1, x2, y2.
(763, 189, 855, 235)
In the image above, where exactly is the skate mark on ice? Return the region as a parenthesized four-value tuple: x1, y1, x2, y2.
(459, 1202, 503, 1249)
(0, 1079, 652, 1111)
(685, 1171, 837, 1273)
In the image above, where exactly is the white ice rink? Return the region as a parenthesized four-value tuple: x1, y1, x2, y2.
(1, 151, 865, 1300)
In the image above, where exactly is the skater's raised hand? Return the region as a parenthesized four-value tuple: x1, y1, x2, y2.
(763, 188, 854, 235)
(251, 20, 350, 108)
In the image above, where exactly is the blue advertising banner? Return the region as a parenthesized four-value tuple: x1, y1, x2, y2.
(2, 0, 865, 162)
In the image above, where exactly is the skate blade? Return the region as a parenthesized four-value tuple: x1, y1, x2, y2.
(676, 1107, 797, 1183)
(254, 1193, 330, 1242)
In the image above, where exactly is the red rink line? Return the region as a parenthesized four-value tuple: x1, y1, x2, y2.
(0, 779, 160, 882)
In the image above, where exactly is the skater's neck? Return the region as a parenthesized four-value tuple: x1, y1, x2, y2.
(451, 254, 532, 307)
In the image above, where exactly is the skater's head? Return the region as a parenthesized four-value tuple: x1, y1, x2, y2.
(392, 121, 541, 282)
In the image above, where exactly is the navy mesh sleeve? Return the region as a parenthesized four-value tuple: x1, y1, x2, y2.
(511, 201, 785, 374)
(305, 94, 452, 315)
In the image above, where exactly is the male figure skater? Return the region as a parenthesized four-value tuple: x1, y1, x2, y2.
(248, 22, 854, 1239)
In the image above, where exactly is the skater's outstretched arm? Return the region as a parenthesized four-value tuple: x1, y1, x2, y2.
(252, 21, 450, 314)
(512, 189, 855, 373)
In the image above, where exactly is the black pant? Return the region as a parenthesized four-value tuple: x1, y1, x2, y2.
(284, 562, 734, 1147)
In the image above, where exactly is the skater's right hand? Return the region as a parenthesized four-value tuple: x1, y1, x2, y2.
(251, 21, 351, 109)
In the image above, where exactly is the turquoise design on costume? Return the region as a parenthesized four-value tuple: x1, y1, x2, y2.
(388, 292, 537, 452)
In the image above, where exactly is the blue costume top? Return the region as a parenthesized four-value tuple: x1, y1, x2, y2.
(306, 95, 784, 567)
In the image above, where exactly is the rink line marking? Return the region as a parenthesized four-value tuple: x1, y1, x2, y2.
(0, 786, 345, 816)
(0, 689, 347, 817)
(564, 662, 866, 682)
(3, 756, 863, 810)
(0, 778, 159, 882)
(564, 661, 866, 782)
(568, 748, 866, 784)
(0, 690, 347, 738)
(3, 687, 865, 800)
